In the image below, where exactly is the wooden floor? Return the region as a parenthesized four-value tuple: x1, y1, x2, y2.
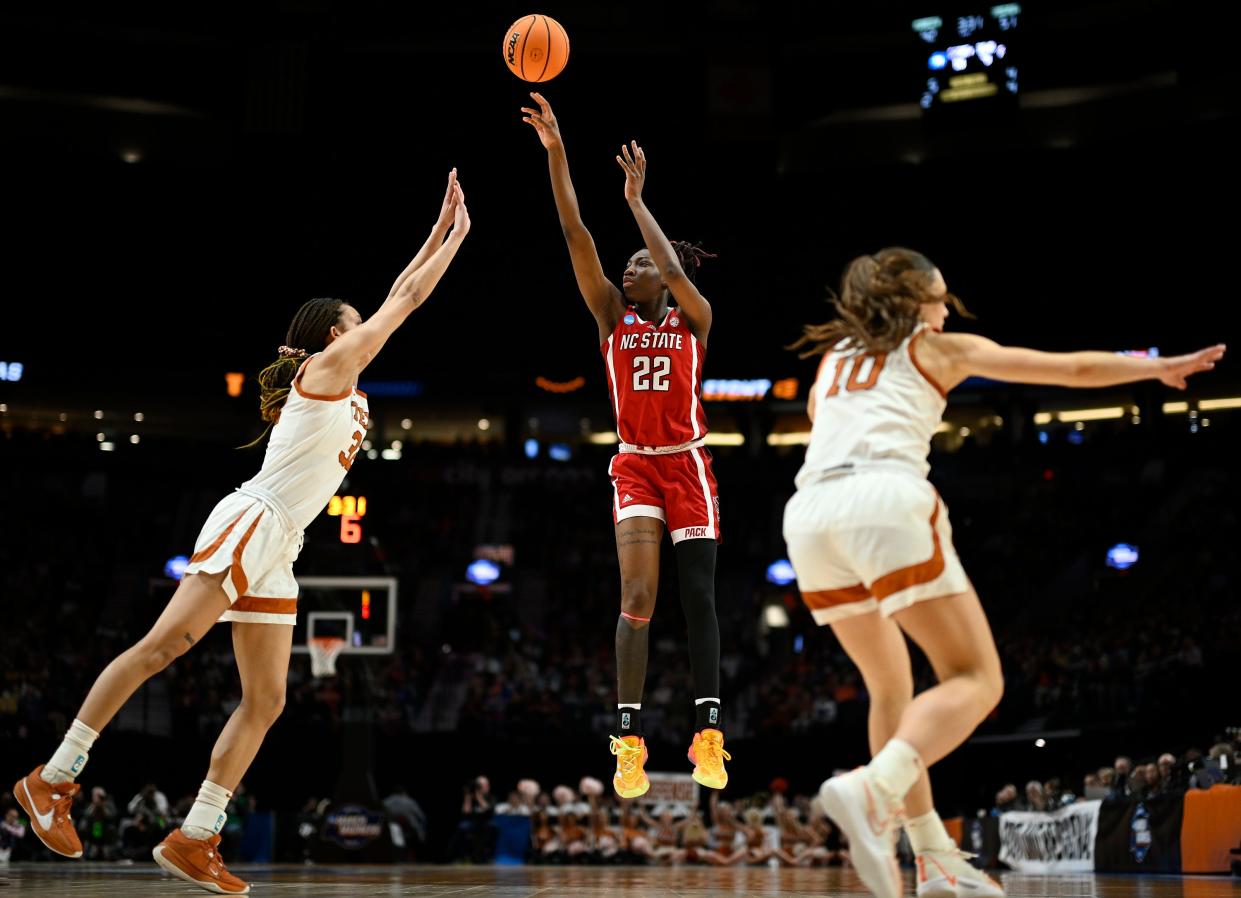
(1, 864, 1236, 896)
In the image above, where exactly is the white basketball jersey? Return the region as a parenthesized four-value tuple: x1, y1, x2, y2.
(795, 325, 945, 489)
(241, 354, 370, 530)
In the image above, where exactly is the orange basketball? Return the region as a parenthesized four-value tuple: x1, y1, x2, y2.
(502, 14, 570, 82)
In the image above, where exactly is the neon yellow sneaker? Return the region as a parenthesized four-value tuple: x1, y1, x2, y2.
(609, 735, 650, 799)
(688, 728, 731, 790)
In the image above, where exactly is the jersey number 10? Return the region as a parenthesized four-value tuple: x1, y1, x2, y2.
(824, 353, 887, 397)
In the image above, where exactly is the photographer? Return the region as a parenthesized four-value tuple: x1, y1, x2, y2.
(452, 776, 495, 863)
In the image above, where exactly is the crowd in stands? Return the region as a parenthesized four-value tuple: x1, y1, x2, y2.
(2, 422, 1238, 852)
(992, 738, 1241, 816)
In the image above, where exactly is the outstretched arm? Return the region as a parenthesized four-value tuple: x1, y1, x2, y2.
(302, 175, 471, 395)
(616, 140, 712, 343)
(922, 331, 1226, 392)
(522, 92, 625, 339)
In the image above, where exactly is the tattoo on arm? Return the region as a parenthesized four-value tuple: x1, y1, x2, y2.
(183, 632, 196, 647)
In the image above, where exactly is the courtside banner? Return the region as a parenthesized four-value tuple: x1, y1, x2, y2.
(645, 773, 699, 808)
(1094, 796, 1183, 873)
(998, 800, 1101, 873)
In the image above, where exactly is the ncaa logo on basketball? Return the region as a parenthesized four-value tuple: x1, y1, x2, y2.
(624, 314, 636, 325)
(506, 31, 520, 64)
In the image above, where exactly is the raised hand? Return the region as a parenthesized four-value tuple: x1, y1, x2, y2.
(450, 179, 470, 238)
(616, 140, 646, 203)
(435, 168, 459, 231)
(521, 92, 563, 150)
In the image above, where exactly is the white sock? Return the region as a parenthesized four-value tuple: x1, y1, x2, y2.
(43, 719, 100, 784)
(181, 780, 232, 841)
(906, 809, 955, 853)
(868, 738, 923, 800)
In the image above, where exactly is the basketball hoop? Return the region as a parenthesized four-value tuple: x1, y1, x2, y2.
(309, 637, 346, 678)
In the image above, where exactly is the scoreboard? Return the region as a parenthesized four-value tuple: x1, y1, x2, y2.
(914, 4, 1020, 113)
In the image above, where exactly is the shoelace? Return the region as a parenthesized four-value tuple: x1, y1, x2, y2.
(609, 736, 644, 779)
(205, 844, 231, 878)
(49, 790, 75, 825)
(696, 734, 732, 771)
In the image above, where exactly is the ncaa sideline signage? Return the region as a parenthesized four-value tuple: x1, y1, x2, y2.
(1094, 795, 1183, 873)
(998, 800, 1101, 873)
(322, 804, 386, 850)
(645, 773, 699, 808)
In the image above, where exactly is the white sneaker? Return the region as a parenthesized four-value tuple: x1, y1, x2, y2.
(916, 849, 1005, 898)
(819, 768, 903, 898)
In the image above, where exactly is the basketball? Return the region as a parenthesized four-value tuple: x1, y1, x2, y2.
(502, 14, 569, 82)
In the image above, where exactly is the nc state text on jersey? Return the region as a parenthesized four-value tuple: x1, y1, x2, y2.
(618, 332, 685, 351)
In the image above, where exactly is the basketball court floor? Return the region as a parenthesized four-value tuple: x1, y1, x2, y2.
(3, 863, 1235, 896)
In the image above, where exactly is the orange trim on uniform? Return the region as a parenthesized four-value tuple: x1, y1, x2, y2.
(353, 387, 367, 398)
(908, 330, 948, 399)
(801, 583, 872, 610)
(189, 509, 249, 564)
(293, 355, 352, 402)
(231, 596, 297, 615)
(869, 504, 945, 600)
(228, 510, 265, 598)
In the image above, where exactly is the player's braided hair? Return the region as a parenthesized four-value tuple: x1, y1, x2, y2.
(670, 240, 716, 286)
(240, 297, 345, 448)
(789, 247, 971, 357)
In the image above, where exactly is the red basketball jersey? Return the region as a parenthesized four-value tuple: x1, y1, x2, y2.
(601, 306, 709, 448)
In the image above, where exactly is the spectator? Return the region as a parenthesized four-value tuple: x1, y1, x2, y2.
(992, 784, 1018, 816)
(1113, 756, 1134, 797)
(128, 782, 171, 821)
(120, 811, 161, 861)
(384, 785, 428, 859)
(1020, 781, 1047, 812)
(452, 776, 495, 863)
(0, 808, 28, 863)
(1043, 777, 1074, 808)
(1157, 753, 1176, 784)
(79, 786, 119, 860)
(558, 812, 591, 862)
(295, 798, 326, 864)
(590, 808, 621, 862)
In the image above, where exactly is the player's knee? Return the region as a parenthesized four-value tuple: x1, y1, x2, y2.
(244, 683, 287, 725)
(137, 635, 190, 674)
(868, 681, 913, 718)
(619, 581, 654, 627)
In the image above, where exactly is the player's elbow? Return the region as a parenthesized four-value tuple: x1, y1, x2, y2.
(1061, 357, 1091, 385)
(393, 280, 425, 309)
(659, 263, 688, 284)
(561, 222, 591, 244)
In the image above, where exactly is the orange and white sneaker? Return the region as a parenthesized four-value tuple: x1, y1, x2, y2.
(818, 768, 904, 898)
(153, 830, 250, 895)
(916, 849, 1005, 898)
(14, 765, 83, 858)
(687, 728, 731, 790)
(609, 735, 650, 799)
